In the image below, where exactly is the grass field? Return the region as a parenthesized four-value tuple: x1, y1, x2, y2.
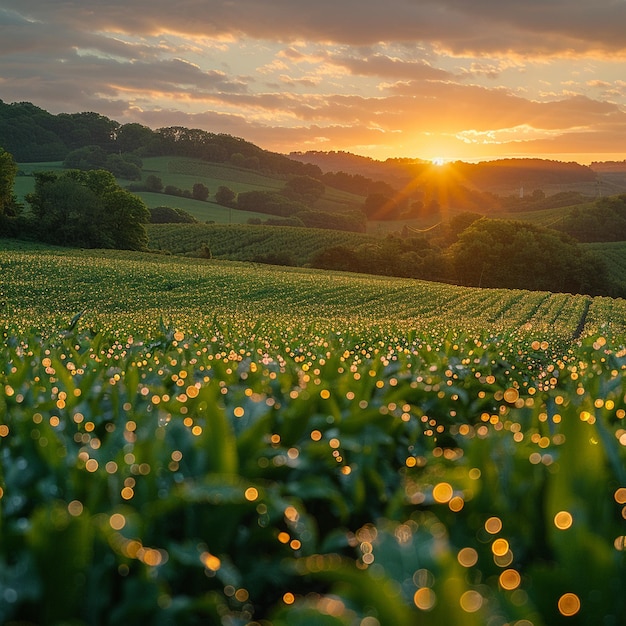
(2, 242, 626, 624)
(14, 157, 366, 223)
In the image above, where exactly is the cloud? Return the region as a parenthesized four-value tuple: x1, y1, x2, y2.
(5, 0, 626, 55)
(327, 53, 454, 82)
(1, 1, 626, 162)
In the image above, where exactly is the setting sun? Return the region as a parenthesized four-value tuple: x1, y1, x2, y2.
(432, 157, 446, 166)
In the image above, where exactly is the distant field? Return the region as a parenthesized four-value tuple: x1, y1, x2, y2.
(14, 157, 366, 223)
(137, 192, 270, 223)
(146, 222, 378, 261)
(0, 239, 617, 341)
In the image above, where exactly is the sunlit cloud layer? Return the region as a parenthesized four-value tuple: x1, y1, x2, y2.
(1, 0, 626, 162)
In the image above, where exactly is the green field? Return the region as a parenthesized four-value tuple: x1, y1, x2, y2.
(14, 157, 366, 224)
(146, 222, 379, 261)
(2, 241, 626, 625)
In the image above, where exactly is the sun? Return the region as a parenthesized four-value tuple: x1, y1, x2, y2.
(431, 157, 446, 166)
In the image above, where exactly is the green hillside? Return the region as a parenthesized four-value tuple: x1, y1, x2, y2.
(14, 156, 367, 224)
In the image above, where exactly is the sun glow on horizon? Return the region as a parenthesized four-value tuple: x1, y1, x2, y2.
(431, 157, 446, 166)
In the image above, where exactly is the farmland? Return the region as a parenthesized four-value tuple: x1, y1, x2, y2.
(1, 241, 626, 625)
(146, 222, 379, 262)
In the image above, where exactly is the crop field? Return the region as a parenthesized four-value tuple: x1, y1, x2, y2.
(146, 223, 379, 261)
(1, 241, 626, 625)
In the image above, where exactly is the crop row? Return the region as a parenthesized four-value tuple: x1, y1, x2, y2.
(1, 314, 626, 624)
(146, 223, 377, 261)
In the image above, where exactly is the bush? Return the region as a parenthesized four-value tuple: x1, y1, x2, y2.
(149, 206, 198, 224)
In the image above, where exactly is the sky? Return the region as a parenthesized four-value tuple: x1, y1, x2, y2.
(2, 0, 626, 164)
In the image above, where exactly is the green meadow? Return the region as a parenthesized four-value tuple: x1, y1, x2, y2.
(13, 157, 366, 224)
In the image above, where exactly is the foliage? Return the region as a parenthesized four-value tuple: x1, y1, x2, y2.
(0, 101, 322, 180)
(283, 175, 325, 203)
(63, 146, 142, 180)
(215, 185, 236, 207)
(236, 190, 309, 217)
(163, 184, 191, 198)
(501, 190, 592, 213)
(311, 235, 451, 282)
(192, 182, 210, 201)
(318, 169, 396, 198)
(25, 169, 150, 250)
(450, 218, 610, 295)
(145, 175, 163, 192)
(63, 145, 108, 169)
(555, 195, 626, 242)
(1, 242, 626, 625)
(149, 206, 198, 224)
(0, 147, 18, 216)
(362, 192, 399, 220)
(115, 123, 155, 153)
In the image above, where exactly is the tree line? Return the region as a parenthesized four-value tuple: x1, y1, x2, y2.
(0, 100, 320, 178)
(311, 213, 617, 297)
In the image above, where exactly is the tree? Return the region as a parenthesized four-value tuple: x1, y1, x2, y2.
(362, 193, 398, 220)
(63, 145, 107, 169)
(435, 211, 483, 246)
(115, 123, 154, 153)
(26, 169, 149, 250)
(230, 152, 246, 168)
(192, 182, 210, 201)
(104, 154, 142, 180)
(145, 175, 163, 192)
(99, 187, 150, 250)
(282, 175, 325, 203)
(450, 217, 608, 295)
(0, 148, 18, 216)
(215, 185, 236, 206)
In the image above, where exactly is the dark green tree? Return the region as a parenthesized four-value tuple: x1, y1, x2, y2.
(104, 154, 142, 180)
(282, 175, 325, 203)
(115, 123, 154, 153)
(215, 185, 236, 206)
(145, 175, 163, 192)
(63, 145, 107, 169)
(26, 169, 149, 250)
(230, 152, 246, 168)
(192, 183, 210, 201)
(362, 192, 397, 220)
(0, 148, 18, 216)
(451, 218, 608, 295)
